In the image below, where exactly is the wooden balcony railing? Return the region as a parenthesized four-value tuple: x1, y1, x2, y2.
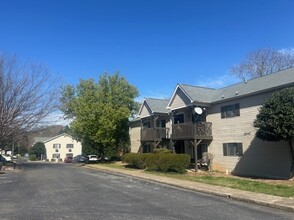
(171, 122, 212, 140)
(141, 127, 170, 141)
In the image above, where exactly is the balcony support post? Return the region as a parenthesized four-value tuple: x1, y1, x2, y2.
(190, 139, 202, 172)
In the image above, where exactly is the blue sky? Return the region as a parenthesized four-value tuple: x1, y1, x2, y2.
(1, 0, 294, 101)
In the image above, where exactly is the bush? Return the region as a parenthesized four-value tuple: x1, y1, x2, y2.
(145, 154, 159, 171)
(153, 148, 172, 154)
(123, 152, 190, 173)
(29, 154, 37, 161)
(157, 154, 190, 173)
(122, 153, 151, 169)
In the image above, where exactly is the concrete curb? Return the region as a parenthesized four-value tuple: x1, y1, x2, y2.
(84, 165, 294, 212)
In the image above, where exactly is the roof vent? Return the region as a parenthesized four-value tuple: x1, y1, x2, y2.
(244, 79, 248, 84)
(235, 91, 238, 95)
(221, 94, 225, 99)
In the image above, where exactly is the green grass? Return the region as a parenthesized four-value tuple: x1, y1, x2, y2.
(93, 163, 294, 197)
(148, 172, 294, 197)
(89, 162, 139, 171)
(181, 175, 293, 197)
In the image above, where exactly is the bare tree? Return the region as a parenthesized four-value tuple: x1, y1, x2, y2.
(230, 48, 294, 81)
(0, 54, 60, 150)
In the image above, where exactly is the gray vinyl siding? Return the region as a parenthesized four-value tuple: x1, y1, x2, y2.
(140, 104, 152, 118)
(169, 88, 191, 110)
(129, 120, 141, 153)
(207, 92, 292, 179)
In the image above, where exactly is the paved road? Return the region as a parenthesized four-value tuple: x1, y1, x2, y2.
(0, 162, 293, 220)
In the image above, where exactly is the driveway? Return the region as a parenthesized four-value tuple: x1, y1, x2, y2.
(0, 162, 293, 220)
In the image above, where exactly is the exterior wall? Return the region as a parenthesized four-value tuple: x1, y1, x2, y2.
(45, 134, 82, 162)
(207, 92, 291, 179)
(129, 120, 141, 153)
(139, 103, 152, 118)
(169, 88, 191, 109)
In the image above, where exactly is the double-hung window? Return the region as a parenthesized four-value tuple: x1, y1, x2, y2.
(223, 143, 243, 156)
(66, 144, 74, 148)
(221, 103, 240, 118)
(53, 144, 61, 149)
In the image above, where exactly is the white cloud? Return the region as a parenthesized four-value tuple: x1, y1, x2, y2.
(44, 111, 71, 126)
(278, 47, 294, 55)
(196, 74, 240, 89)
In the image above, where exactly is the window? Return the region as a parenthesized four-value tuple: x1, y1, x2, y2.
(66, 153, 73, 157)
(53, 144, 61, 149)
(68, 149, 72, 152)
(143, 144, 151, 153)
(157, 119, 166, 128)
(223, 143, 243, 156)
(66, 144, 74, 148)
(52, 153, 60, 159)
(143, 121, 150, 128)
(221, 103, 240, 118)
(174, 113, 184, 124)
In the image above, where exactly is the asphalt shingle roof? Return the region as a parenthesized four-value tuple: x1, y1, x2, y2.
(180, 67, 294, 104)
(144, 98, 170, 114)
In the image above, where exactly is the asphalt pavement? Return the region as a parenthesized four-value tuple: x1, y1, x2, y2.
(85, 164, 294, 212)
(0, 162, 293, 220)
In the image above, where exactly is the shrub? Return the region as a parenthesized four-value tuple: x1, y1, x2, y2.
(157, 154, 190, 173)
(122, 153, 150, 169)
(122, 152, 190, 173)
(153, 148, 172, 154)
(29, 154, 37, 161)
(121, 153, 136, 163)
(145, 154, 159, 171)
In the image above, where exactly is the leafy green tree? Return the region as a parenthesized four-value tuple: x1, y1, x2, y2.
(254, 87, 294, 177)
(60, 72, 139, 158)
(29, 142, 46, 160)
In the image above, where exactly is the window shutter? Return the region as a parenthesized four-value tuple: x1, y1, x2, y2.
(235, 103, 240, 116)
(223, 143, 227, 156)
(221, 107, 225, 118)
(237, 143, 243, 156)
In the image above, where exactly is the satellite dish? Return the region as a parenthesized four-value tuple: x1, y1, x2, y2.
(194, 107, 203, 115)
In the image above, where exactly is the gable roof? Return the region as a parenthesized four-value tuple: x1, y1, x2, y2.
(138, 98, 170, 117)
(211, 67, 294, 102)
(178, 84, 218, 103)
(168, 67, 294, 108)
(43, 133, 76, 143)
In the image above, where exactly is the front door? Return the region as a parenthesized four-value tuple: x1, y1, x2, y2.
(174, 140, 185, 154)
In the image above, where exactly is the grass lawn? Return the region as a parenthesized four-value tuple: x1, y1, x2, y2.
(152, 172, 294, 197)
(96, 162, 294, 198)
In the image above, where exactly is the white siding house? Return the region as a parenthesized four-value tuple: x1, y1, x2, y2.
(43, 134, 82, 162)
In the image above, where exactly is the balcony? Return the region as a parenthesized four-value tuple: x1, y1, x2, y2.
(171, 122, 212, 140)
(141, 127, 170, 142)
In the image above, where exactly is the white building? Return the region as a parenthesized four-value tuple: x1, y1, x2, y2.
(43, 133, 82, 162)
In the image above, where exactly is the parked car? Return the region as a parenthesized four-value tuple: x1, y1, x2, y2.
(72, 155, 89, 163)
(64, 156, 73, 163)
(0, 154, 13, 165)
(88, 155, 98, 163)
(97, 156, 110, 162)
